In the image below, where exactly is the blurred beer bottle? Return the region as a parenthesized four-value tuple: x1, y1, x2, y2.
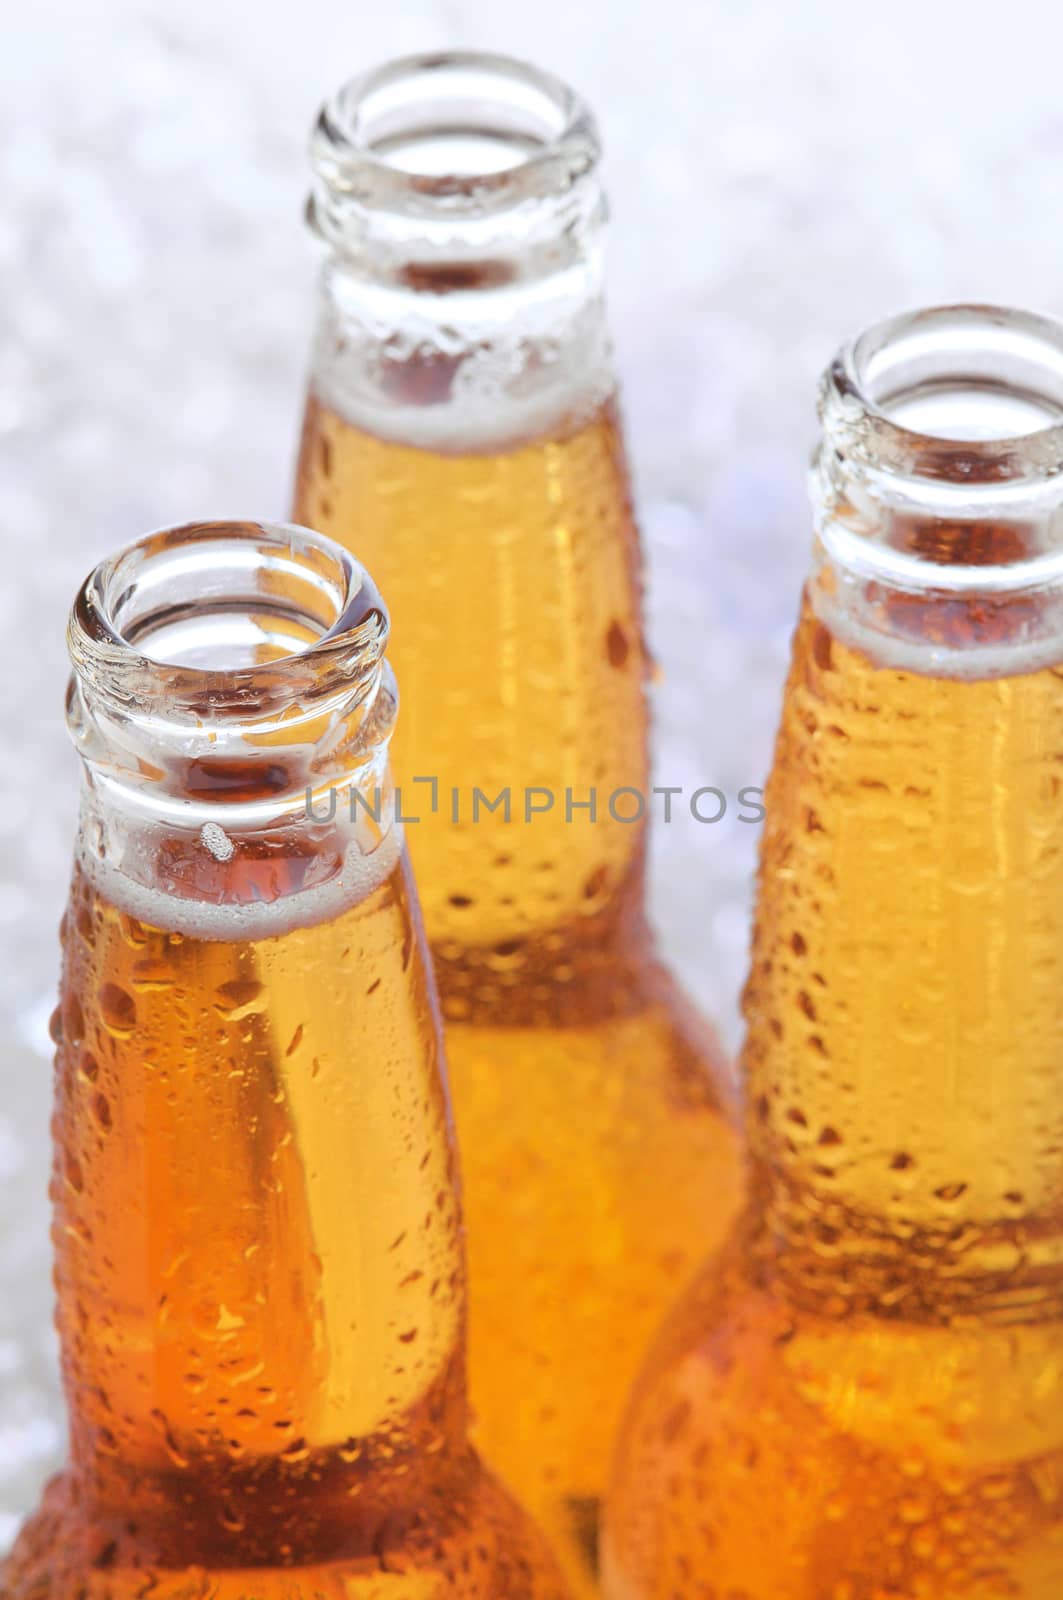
(291, 52, 742, 1588)
(603, 306, 1063, 1599)
(1, 520, 568, 1600)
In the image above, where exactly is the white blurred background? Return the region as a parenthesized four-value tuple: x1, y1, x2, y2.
(3, 0, 1063, 1537)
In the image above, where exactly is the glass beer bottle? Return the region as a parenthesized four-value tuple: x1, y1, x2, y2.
(603, 305, 1063, 1599)
(291, 53, 743, 1584)
(1, 520, 568, 1600)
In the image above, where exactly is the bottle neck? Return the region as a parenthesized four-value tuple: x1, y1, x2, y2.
(748, 308, 1063, 1318)
(52, 521, 470, 1563)
(296, 56, 656, 997)
(745, 594, 1063, 1322)
(305, 49, 609, 451)
(295, 326, 655, 1003)
(66, 520, 399, 909)
(54, 847, 468, 1561)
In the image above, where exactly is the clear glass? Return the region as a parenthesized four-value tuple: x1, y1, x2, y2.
(291, 53, 742, 1594)
(305, 50, 611, 453)
(813, 303, 1063, 676)
(604, 305, 1063, 1600)
(1, 520, 568, 1600)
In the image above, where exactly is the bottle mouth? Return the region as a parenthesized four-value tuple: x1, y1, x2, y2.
(69, 521, 388, 718)
(310, 50, 599, 219)
(813, 308, 1063, 676)
(823, 304, 1063, 484)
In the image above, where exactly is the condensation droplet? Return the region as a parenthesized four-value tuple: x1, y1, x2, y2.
(98, 984, 136, 1037)
(213, 979, 265, 1020)
(65, 997, 85, 1045)
(131, 960, 174, 993)
(606, 619, 629, 667)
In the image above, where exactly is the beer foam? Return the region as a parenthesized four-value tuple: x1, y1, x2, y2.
(77, 824, 403, 943)
(813, 587, 1063, 682)
(314, 364, 613, 455)
(310, 291, 616, 454)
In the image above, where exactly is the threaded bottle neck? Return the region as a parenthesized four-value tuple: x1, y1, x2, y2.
(307, 51, 605, 285)
(66, 520, 399, 918)
(303, 52, 614, 453)
(812, 304, 1063, 677)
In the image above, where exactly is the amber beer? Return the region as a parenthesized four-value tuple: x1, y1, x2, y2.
(292, 53, 742, 1584)
(603, 307, 1063, 1599)
(1, 521, 568, 1600)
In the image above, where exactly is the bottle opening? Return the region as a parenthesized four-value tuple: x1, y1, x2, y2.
(71, 521, 387, 693)
(337, 54, 577, 178)
(814, 306, 1063, 679)
(312, 51, 599, 212)
(832, 302, 1063, 460)
(66, 522, 400, 935)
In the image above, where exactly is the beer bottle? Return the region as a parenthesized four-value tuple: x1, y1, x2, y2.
(1, 520, 568, 1600)
(291, 53, 743, 1585)
(603, 305, 1063, 1599)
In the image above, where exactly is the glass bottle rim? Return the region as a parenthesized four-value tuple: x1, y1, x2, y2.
(812, 307, 1063, 672)
(309, 50, 600, 220)
(822, 302, 1063, 486)
(69, 520, 388, 720)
